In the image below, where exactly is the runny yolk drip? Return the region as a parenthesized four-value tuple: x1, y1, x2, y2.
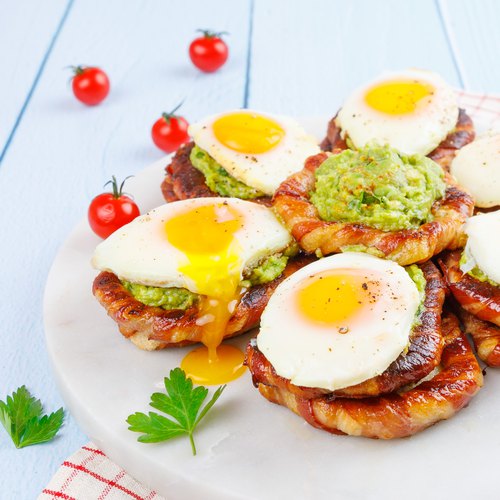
(297, 270, 368, 328)
(165, 203, 247, 385)
(213, 111, 285, 154)
(181, 344, 246, 385)
(365, 80, 433, 115)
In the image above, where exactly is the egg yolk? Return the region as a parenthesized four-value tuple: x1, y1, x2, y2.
(365, 80, 433, 115)
(181, 344, 246, 385)
(213, 112, 285, 154)
(297, 270, 370, 327)
(165, 203, 247, 385)
(165, 203, 243, 300)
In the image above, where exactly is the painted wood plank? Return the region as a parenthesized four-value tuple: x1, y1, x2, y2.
(0, 0, 250, 498)
(248, 0, 461, 115)
(438, 0, 500, 93)
(0, 0, 70, 159)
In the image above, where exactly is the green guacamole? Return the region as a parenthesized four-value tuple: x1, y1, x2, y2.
(310, 145, 446, 232)
(340, 244, 385, 258)
(406, 264, 426, 321)
(459, 250, 499, 287)
(242, 254, 288, 287)
(122, 250, 292, 309)
(121, 281, 198, 310)
(190, 145, 265, 199)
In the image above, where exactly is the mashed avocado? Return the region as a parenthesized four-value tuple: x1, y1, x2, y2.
(241, 243, 299, 287)
(310, 145, 446, 232)
(121, 281, 198, 310)
(340, 244, 385, 258)
(459, 250, 499, 287)
(190, 145, 265, 199)
(242, 254, 288, 287)
(122, 250, 293, 308)
(405, 264, 427, 306)
(406, 264, 426, 321)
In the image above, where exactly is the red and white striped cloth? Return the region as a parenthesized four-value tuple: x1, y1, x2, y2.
(39, 91, 500, 500)
(456, 90, 500, 127)
(38, 443, 164, 500)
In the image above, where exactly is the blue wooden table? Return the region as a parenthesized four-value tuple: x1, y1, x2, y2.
(1, 1, 499, 498)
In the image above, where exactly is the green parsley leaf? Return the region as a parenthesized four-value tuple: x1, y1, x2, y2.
(127, 368, 225, 455)
(0, 386, 64, 449)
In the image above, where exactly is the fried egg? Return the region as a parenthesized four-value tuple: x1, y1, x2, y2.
(92, 198, 292, 384)
(461, 210, 500, 284)
(336, 70, 459, 156)
(451, 134, 500, 207)
(257, 253, 421, 391)
(92, 198, 292, 293)
(189, 110, 320, 195)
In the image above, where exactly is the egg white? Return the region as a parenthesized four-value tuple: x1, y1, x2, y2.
(451, 134, 500, 208)
(91, 198, 292, 292)
(189, 110, 320, 196)
(462, 210, 500, 284)
(256, 252, 421, 391)
(336, 69, 459, 156)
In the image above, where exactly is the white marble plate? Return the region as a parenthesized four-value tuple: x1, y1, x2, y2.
(44, 115, 500, 500)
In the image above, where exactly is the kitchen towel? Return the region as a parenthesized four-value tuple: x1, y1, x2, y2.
(38, 443, 164, 500)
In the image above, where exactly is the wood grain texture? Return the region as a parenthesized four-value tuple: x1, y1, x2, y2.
(248, 0, 461, 114)
(0, 0, 70, 159)
(0, 1, 249, 498)
(438, 0, 500, 92)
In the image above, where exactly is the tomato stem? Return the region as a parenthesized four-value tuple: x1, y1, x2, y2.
(196, 29, 229, 38)
(162, 100, 185, 123)
(70, 65, 86, 76)
(103, 175, 133, 198)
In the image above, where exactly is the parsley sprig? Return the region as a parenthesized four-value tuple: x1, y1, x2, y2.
(127, 368, 225, 455)
(0, 386, 64, 449)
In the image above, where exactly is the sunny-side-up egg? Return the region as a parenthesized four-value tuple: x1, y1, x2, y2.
(92, 197, 292, 385)
(461, 210, 500, 284)
(189, 110, 320, 195)
(336, 69, 459, 156)
(451, 134, 500, 207)
(256, 253, 421, 391)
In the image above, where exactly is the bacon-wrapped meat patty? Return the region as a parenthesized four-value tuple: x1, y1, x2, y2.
(246, 260, 446, 399)
(251, 312, 482, 439)
(93, 255, 314, 350)
(273, 153, 473, 265)
(439, 250, 500, 366)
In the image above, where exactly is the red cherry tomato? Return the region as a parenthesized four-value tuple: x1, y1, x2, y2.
(71, 66, 110, 106)
(151, 103, 190, 153)
(88, 176, 140, 238)
(189, 30, 228, 73)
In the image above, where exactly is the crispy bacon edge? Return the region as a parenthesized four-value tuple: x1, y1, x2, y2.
(92, 255, 315, 351)
(320, 108, 475, 171)
(438, 250, 500, 326)
(246, 260, 446, 399)
(272, 152, 474, 265)
(160, 142, 273, 206)
(457, 306, 500, 367)
(255, 312, 482, 439)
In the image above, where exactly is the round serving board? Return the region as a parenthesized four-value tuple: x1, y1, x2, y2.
(44, 115, 500, 499)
